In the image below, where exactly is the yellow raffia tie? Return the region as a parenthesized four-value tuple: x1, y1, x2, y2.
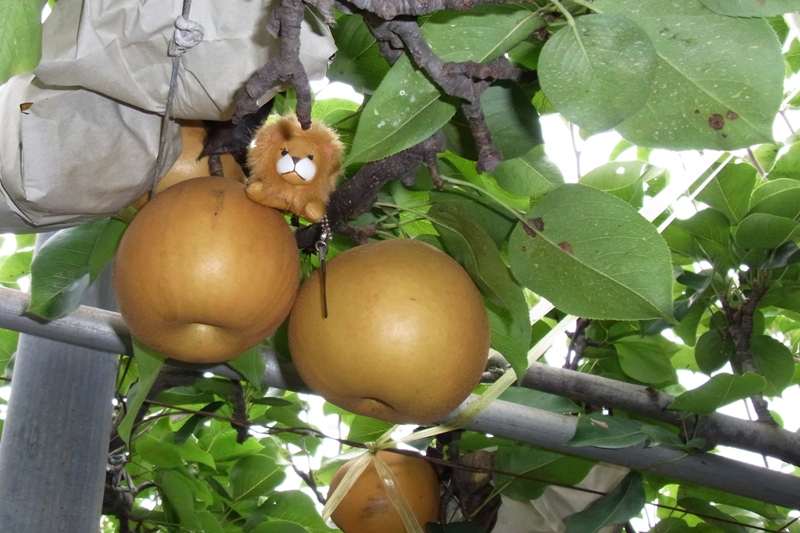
(321, 315, 576, 532)
(321, 439, 426, 533)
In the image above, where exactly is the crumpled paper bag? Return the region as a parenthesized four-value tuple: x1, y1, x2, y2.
(494, 463, 631, 533)
(0, 0, 336, 232)
(35, 0, 337, 120)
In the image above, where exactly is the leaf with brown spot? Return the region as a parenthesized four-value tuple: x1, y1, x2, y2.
(524, 217, 544, 237)
(509, 184, 674, 321)
(708, 114, 725, 130)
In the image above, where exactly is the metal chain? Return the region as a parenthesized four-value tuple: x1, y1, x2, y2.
(315, 216, 333, 318)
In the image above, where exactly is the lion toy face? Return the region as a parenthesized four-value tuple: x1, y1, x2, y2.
(275, 136, 326, 186)
(246, 114, 344, 223)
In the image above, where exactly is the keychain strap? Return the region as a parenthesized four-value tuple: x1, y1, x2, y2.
(315, 216, 333, 318)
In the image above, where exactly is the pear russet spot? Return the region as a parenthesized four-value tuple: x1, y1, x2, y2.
(114, 177, 300, 364)
(288, 238, 490, 424)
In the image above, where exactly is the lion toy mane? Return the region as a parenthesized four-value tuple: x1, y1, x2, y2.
(246, 114, 344, 223)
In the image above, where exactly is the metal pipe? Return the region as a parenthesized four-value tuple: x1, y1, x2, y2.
(0, 286, 798, 508)
(0, 241, 119, 532)
(446, 397, 800, 510)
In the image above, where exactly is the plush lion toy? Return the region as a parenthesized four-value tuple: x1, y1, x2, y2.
(246, 114, 344, 223)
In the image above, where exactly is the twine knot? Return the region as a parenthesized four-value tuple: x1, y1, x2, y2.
(168, 15, 204, 57)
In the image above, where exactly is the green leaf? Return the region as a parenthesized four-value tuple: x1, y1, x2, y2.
(0, 0, 43, 84)
(230, 455, 285, 502)
(346, 414, 395, 443)
(0, 328, 19, 375)
(735, 213, 800, 249)
(494, 444, 595, 500)
(615, 338, 677, 385)
(328, 14, 390, 93)
(639, 425, 696, 451)
(565, 472, 646, 533)
(694, 329, 734, 375)
(87, 217, 128, 281)
(157, 469, 201, 530)
(424, 4, 546, 63)
(596, 0, 783, 150)
(490, 145, 564, 198)
(499, 387, 581, 414)
(428, 204, 531, 378)
(668, 372, 766, 415)
(677, 485, 784, 521)
(662, 208, 732, 264)
(135, 435, 184, 469)
(199, 422, 264, 462)
(195, 511, 225, 533)
(439, 151, 531, 212)
(173, 401, 225, 445)
(651, 517, 692, 533)
(750, 335, 795, 397)
(748, 187, 800, 220)
(428, 189, 516, 248)
(539, 13, 658, 132)
(672, 297, 708, 347)
(677, 497, 748, 533)
(251, 521, 311, 533)
(767, 141, 800, 181)
(176, 438, 217, 469)
(700, 0, 800, 16)
(509, 184, 674, 321)
(346, 54, 457, 164)
(752, 178, 800, 205)
(579, 161, 662, 207)
(450, 82, 544, 160)
(260, 491, 330, 533)
(569, 414, 648, 449)
(695, 162, 757, 224)
(28, 218, 124, 319)
(482, 84, 543, 160)
(226, 347, 265, 387)
(0, 251, 33, 287)
(118, 340, 166, 445)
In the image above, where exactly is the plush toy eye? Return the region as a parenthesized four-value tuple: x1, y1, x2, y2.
(277, 152, 295, 174)
(294, 158, 317, 181)
(281, 149, 289, 156)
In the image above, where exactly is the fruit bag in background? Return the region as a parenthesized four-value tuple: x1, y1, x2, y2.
(0, 0, 336, 233)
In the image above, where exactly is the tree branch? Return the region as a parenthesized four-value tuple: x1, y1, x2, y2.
(294, 130, 447, 250)
(232, 0, 313, 128)
(723, 281, 776, 426)
(360, 13, 527, 172)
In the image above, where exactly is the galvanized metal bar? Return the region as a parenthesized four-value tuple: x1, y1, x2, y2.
(0, 241, 119, 533)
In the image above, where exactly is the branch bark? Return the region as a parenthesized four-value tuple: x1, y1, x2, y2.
(360, 13, 527, 172)
(232, 0, 312, 128)
(294, 130, 447, 250)
(723, 282, 776, 426)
